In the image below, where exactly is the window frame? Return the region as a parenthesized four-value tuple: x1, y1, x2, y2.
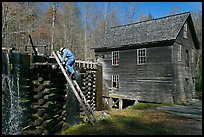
(112, 51, 119, 66)
(191, 48, 194, 63)
(185, 49, 189, 68)
(112, 75, 119, 89)
(175, 43, 182, 62)
(137, 48, 146, 65)
(183, 23, 188, 38)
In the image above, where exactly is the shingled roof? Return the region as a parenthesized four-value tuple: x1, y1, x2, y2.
(92, 12, 200, 50)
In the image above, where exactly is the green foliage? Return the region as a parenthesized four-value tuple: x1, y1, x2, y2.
(195, 71, 202, 92)
(175, 99, 188, 106)
(127, 102, 170, 110)
(19, 98, 30, 103)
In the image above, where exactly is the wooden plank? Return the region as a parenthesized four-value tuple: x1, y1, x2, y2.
(29, 34, 38, 56)
(72, 80, 97, 121)
(31, 62, 58, 66)
(96, 64, 103, 111)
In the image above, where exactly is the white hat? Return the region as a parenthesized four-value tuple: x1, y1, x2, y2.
(60, 47, 65, 52)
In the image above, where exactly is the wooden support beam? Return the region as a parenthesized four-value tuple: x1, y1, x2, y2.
(119, 98, 123, 109)
(96, 63, 103, 111)
(31, 62, 58, 66)
(29, 34, 38, 56)
(110, 98, 119, 108)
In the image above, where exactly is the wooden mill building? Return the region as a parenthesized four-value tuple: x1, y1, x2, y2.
(92, 12, 200, 107)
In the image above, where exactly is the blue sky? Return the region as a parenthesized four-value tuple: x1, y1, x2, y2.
(135, 2, 201, 18)
(92, 2, 201, 20)
(40, 2, 202, 24)
(76, 2, 202, 25)
(41, 2, 202, 17)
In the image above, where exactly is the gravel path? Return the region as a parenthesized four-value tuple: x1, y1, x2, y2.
(154, 99, 202, 135)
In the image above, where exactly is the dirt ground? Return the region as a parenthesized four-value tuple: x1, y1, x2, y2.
(153, 99, 202, 135)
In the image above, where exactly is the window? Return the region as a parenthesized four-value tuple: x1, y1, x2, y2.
(185, 50, 189, 67)
(191, 49, 194, 63)
(112, 51, 119, 66)
(183, 23, 187, 38)
(112, 75, 119, 88)
(137, 48, 146, 65)
(176, 43, 182, 62)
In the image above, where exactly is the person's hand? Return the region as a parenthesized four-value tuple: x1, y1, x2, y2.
(62, 61, 66, 67)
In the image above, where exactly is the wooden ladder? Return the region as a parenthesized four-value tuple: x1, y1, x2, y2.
(52, 51, 97, 126)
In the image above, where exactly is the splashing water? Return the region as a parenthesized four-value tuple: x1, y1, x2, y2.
(2, 72, 22, 135)
(2, 51, 22, 135)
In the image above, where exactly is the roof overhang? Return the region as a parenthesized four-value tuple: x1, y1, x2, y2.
(187, 16, 200, 49)
(93, 39, 175, 52)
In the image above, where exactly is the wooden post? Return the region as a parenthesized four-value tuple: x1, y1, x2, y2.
(119, 98, 123, 109)
(29, 34, 38, 56)
(108, 97, 113, 109)
(96, 63, 103, 111)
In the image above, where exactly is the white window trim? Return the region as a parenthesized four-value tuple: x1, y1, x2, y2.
(112, 51, 119, 66)
(137, 48, 146, 65)
(175, 43, 182, 62)
(112, 75, 119, 88)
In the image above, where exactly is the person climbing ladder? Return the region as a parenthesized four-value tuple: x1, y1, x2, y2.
(60, 47, 75, 80)
(52, 50, 97, 126)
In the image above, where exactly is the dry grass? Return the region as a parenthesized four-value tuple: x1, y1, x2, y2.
(60, 103, 196, 135)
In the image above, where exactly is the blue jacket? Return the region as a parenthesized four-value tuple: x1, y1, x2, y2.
(62, 48, 75, 62)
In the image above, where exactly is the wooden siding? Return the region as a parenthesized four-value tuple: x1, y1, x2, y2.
(172, 21, 196, 103)
(94, 17, 198, 104)
(97, 45, 175, 104)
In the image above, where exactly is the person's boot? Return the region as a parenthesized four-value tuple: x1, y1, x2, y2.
(71, 72, 75, 80)
(69, 72, 75, 80)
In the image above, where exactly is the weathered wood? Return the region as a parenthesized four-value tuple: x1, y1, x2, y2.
(96, 48, 175, 104)
(42, 129, 49, 135)
(32, 109, 62, 120)
(43, 87, 65, 94)
(95, 64, 103, 110)
(42, 101, 63, 108)
(42, 80, 53, 87)
(31, 62, 58, 66)
(32, 80, 40, 86)
(39, 87, 64, 97)
(42, 121, 64, 135)
(53, 51, 97, 126)
(42, 111, 61, 120)
(31, 101, 63, 109)
(38, 77, 44, 83)
(27, 118, 44, 128)
(33, 92, 48, 99)
(35, 108, 46, 116)
(42, 115, 63, 128)
(33, 84, 47, 93)
(37, 98, 47, 105)
(22, 127, 44, 135)
(93, 13, 199, 104)
(29, 34, 38, 56)
(43, 93, 63, 100)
